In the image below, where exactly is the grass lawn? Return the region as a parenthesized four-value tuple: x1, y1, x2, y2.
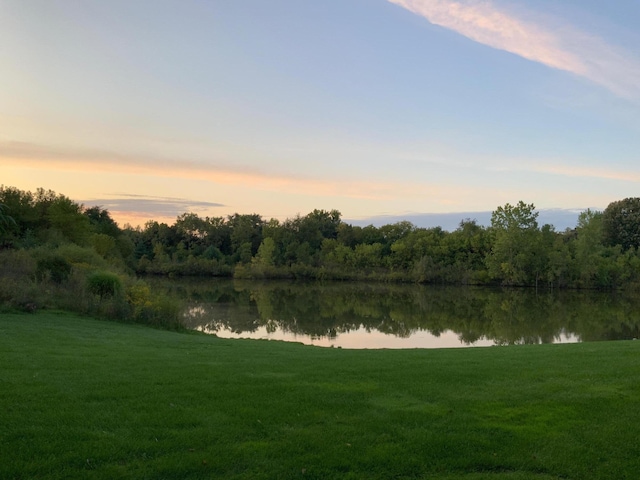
(1, 312, 640, 479)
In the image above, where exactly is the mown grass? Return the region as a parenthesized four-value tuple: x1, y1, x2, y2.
(1, 312, 640, 479)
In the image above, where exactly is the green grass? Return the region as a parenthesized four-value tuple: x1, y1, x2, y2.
(1, 312, 640, 479)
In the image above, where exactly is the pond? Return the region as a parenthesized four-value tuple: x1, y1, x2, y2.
(151, 278, 640, 349)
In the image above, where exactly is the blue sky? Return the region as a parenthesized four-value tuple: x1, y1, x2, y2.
(2, 0, 639, 227)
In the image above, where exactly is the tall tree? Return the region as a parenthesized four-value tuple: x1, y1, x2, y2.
(227, 213, 264, 257)
(84, 206, 120, 237)
(602, 198, 640, 251)
(46, 195, 91, 245)
(0, 204, 16, 233)
(486, 201, 542, 286)
(0, 186, 37, 241)
(297, 209, 341, 251)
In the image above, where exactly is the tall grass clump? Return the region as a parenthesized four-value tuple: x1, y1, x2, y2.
(87, 270, 122, 299)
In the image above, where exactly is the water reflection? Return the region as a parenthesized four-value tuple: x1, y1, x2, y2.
(150, 278, 640, 349)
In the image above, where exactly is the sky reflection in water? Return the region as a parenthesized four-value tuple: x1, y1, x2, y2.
(157, 279, 636, 349)
(197, 326, 581, 349)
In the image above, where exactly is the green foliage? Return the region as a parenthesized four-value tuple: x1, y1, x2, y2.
(46, 195, 92, 244)
(295, 209, 341, 250)
(54, 243, 108, 270)
(125, 281, 184, 329)
(490, 201, 538, 230)
(90, 233, 117, 257)
(0, 186, 95, 246)
(602, 197, 640, 250)
(87, 271, 122, 298)
(228, 213, 264, 255)
(123, 196, 640, 289)
(0, 203, 16, 234)
(203, 245, 223, 260)
(352, 242, 384, 269)
(84, 205, 121, 237)
(253, 237, 276, 267)
(0, 187, 37, 245)
(7, 184, 640, 290)
(486, 202, 542, 286)
(35, 253, 72, 284)
(236, 241, 253, 264)
(574, 209, 606, 287)
(0, 250, 40, 312)
(0, 248, 36, 280)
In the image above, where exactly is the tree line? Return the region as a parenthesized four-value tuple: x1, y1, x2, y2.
(2, 185, 640, 290)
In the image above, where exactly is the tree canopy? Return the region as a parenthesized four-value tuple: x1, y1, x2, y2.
(602, 197, 640, 251)
(3, 185, 640, 289)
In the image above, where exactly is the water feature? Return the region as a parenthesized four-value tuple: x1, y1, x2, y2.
(151, 278, 640, 348)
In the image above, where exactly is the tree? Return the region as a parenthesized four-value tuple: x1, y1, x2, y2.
(139, 221, 179, 261)
(486, 201, 542, 286)
(0, 203, 16, 234)
(0, 186, 37, 242)
(204, 216, 232, 256)
(253, 237, 276, 267)
(490, 201, 538, 231)
(337, 223, 363, 248)
(388, 227, 447, 274)
(444, 220, 490, 282)
(352, 243, 384, 269)
(84, 206, 120, 237)
(294, 209, 342, 251)
(378, 221, 415, 255)
(47, 195, 91, 244)
(228, 213, 264, 257)
(574, 209, 604, 286)
(602, 198, 640, 251)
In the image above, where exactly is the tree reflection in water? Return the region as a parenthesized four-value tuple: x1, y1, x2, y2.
(150, 278, 640, 348)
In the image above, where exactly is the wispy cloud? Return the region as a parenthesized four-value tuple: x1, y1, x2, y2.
(530, 164, 640, 183)
(83, 194, 225, 216)
(388, 0, 640, 100)
(485, 157, 640, 183)
(0, 140, 458, 202)
(76, 195, 226, 226)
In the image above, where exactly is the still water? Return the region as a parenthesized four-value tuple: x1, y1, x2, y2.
(151, 278, 640, 349)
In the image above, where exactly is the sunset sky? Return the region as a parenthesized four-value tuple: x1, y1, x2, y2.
(2, 0, 640, 227)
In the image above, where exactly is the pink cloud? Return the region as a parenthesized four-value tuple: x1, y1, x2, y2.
(389, 0, 640, 99)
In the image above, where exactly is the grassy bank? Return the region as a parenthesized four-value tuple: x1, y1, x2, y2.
(2, 312, 640, 479)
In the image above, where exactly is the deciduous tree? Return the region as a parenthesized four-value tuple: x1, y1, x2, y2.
(486, 201, 542, 286)
(602, 198, 640, 251)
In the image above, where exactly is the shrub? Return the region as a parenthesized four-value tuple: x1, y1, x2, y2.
(55, 243, 108, 270)
(0, 277, 43, 313)
(126, 280, 184, 330)
(87, 271, 122, 299)
(0, 249, 36, 280)
(35, 254, 72, 284)
(90, 233, 117, 258)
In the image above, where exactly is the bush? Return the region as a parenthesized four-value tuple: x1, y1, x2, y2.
(0, 276, 43, 313)
(87, 271, 122, 299)
(35, 254, 72, 284)
(126, 280, 184, 330)
(0, 249, 36, 280)
(55, 243, 108, 270)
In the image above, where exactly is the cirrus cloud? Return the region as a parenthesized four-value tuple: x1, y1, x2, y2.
(389, 0, 640, 100)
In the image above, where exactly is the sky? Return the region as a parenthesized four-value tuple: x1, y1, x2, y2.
(2, 0, 640, 228)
